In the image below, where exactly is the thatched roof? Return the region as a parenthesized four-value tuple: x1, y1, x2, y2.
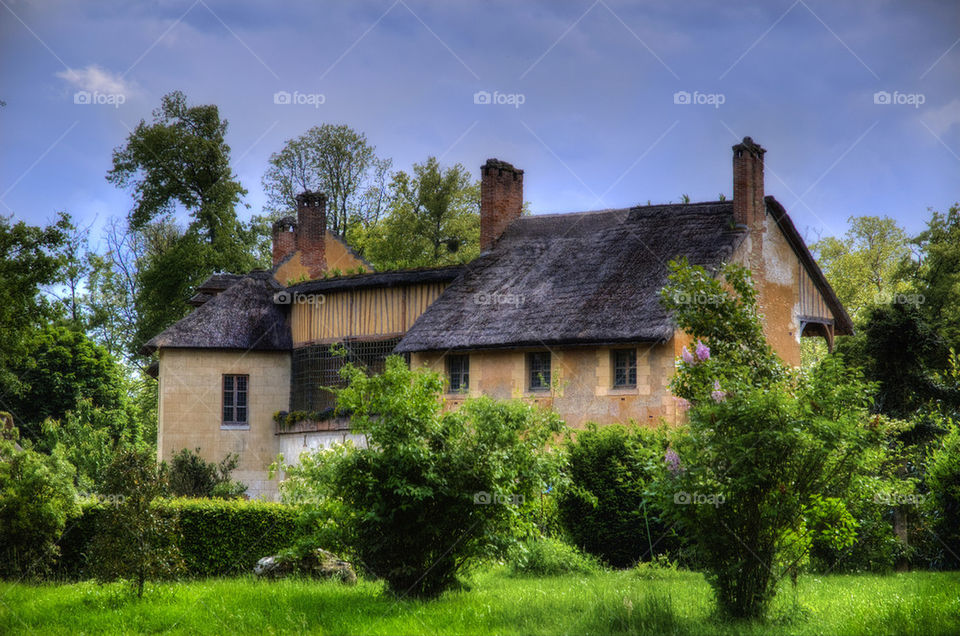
(288, 265, 465, 294)
(188, 272, 244, 307)
(395, 202, 747, 353)
(141, 271, 291, 355)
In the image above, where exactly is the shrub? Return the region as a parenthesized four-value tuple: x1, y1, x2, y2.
(0, 430, 79, 579)
(557, 423, 676, 567)
(278, 355, 563, 597)
(171, 498, 298, 576)
(167, 448, 247, 499)
(925, 417, 960, 569)
(87, 449, 182, 597)
(507, 537, 599, 576)
(58, 498, 300, 579)
(656, 259, 884, 620)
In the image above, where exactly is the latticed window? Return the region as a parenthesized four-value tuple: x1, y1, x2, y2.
(447, 354, 469, 393)
(290, 337, 403, 412)
(222, 374, 249, 426)
(613, 349, 637, 388)
(528, 352, 551, 391)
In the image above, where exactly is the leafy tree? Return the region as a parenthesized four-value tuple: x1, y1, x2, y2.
(656, 258, 884, 619)
(259, 124, 391, 244)
(0, 212, 70, 402)
(361, 157, 480, 269)
(4, 324, 127, 442)
(106, 91, 255, 353)
(913, 203, 960, 349)
(88, 448, 182, 597)
(167, 448, 247, 499)
(277, 356, 562, 597)
(812, 216, 911, 322)
(0, 428, 79, 579)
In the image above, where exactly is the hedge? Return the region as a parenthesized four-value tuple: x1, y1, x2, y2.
(57, 498, 302, 579)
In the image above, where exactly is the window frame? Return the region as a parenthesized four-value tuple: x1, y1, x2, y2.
(447, 354, 470, 394)
(527, 351, 552, 392)
(612, 348, 637, 389)
(222, 373, 250, 429)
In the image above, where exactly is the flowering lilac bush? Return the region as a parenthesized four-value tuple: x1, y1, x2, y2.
(656, 258, 886, 620)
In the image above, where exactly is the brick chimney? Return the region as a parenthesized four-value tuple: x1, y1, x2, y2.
(480, 159, 523, 251)
(732, 137, 766, 229)
(295, 191, 327, 279)
(271, 216, 296, 268)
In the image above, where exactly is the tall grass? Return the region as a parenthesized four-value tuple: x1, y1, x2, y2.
(0, 568, 957, 635)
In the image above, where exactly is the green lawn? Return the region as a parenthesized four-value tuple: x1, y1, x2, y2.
(1, 568, 958, 635)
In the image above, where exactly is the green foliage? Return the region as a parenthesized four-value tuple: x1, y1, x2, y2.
(0, 430, 79, 579)
(277, 355, 563, 597)
(811, 215, 911, 322)
(166, 448, 247, 499)
(256, 123, 391, 262)
(360, 156, 480, 269)
(925, 417, 960, 568)
(914, 202, 960, 350)
(87, 449, 182, 597)
(557, 423, 677, 567)
(7, 324, 127, 441)
(656, 259, 883, 620)
(0, 211, 70, 398)
(59, 498, 299, 579)
(106, 91, 255, 352)
(507, 537, 600, 576)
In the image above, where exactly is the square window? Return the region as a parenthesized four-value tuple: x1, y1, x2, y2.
(613, 349, 637, 388)
(447, 354, 469, 393)
(528, 352, 551, 391)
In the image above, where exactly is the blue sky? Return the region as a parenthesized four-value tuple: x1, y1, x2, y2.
(2, 0, 958, 251)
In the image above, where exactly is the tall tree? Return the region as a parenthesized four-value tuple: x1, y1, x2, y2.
(259, 124, 391, 239)
(0, 212, 70, 408)
(913, 203, 960, 349)
(361, 157, 479, 270)
(106, 91, 255, 353)
(811, 215, 911, 323)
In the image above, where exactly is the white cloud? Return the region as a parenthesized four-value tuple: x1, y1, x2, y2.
(925, 98, 960, 136)
(55, 64, 137, 97)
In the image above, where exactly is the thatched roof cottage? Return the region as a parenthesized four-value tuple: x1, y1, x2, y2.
(146, 137, 851, 499)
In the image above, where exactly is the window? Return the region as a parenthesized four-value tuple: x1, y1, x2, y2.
(613, 349, 637, 388)
(528, 352, 551, 391)
(447, 354, 469, 393)
(222, 374, 249, 427)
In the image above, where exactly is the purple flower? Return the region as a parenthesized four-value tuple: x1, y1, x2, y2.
(664, 448, 682, 474)
(675, 397, 691, 413)
(695, 340, 710, 362)
(711, 379, 727, 403)
(681, 348, 694, 364)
